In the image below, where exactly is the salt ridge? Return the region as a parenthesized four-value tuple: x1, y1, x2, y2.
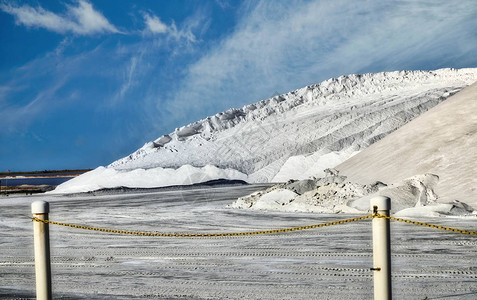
(109, 68, 477, 181)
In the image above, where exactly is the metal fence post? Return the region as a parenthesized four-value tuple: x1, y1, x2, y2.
(32, 200, 52, 300)
(370, 196, 391, 300)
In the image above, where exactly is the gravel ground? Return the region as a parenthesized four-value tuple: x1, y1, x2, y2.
(1, 184, 476, 299)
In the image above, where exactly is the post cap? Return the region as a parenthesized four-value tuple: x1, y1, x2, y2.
(31, 200, 49, 214)
(370, 196, 391, 211)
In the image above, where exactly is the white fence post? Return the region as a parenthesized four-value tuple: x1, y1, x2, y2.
(32, 200, 52, 300)
(370, 196, 391, 300)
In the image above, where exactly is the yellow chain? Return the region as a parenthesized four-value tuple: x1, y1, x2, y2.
(32, 215, 374, 237)
(374, 214, 477, 236)
(32, 214, 477, 237)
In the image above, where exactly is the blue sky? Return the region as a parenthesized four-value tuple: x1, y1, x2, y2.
(1, 0, 476, 171)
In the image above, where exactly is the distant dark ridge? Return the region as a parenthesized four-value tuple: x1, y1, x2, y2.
(66, 179, 252, 196)
(0, 185, 55, 196)
(0, 169, 93, 177)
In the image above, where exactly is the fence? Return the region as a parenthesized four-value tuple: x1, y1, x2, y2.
(31, 197, 476, 300)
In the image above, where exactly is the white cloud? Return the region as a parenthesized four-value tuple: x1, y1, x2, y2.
(167, 21, 196, 44)
(142, 12, 198, 45)
(117, 54, 140, 100)
(144, 13, 168, 34)
(67, 0, 118, 34)
(0, 0, 118, 35)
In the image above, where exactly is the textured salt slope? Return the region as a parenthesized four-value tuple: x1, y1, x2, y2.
(54, 68, 477, 193)
(336, 81, 477, 207)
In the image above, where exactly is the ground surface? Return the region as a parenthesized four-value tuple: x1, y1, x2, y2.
(1, 185, 476, 299)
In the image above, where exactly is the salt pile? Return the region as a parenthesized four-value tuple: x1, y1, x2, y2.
(230, 170, 476, 217)
(232, 81, 477, 217)
(51, 165, 247, 194)
(109, 68, 477, 184)
(53, 68, 477, 195)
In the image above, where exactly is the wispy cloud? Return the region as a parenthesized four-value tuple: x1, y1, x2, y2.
(164, 0, 477, 123)
(0, 0, 118, 35)
(143, 13, 168, 34)
(142, 11, 198, 45)
(114, 10, 209, 102)
(0, 76, 69, 134)
(0, 40, 110, 132)
(0, 3, 210, 127)
(116, 52, 142, 101)
(214, 0, 232, 10)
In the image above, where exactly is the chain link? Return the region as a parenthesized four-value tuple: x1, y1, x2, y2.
(32, 213, 477, 237)
(374, 214, 477, 236)
(32, 215, 374, 237)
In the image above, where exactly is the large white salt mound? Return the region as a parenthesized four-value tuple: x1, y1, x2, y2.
(50, 165, 247, 194)
(54, 68, 477, 193)
(111, 68, 477, 184)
